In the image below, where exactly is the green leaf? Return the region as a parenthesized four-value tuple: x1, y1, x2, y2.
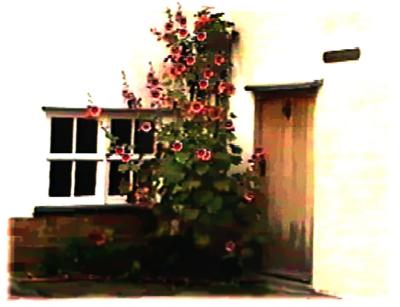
(195, 163, 210, 175)
(193, 190, 214, 206)
(182, 208, 200, 221)
(230, 155, 242, 165)
(174, 152, 191, 164)
(207, 195, 223, 214)
(215, 210, 234, 225)
(194, 232, 210, 247)
(213, 179, 231, 192)
(229, 144, 242, 154)
(240, 248, 254, 258)
(118, 163, 130, 173)
(172, 185, 184, 194)
(118, 178, 130, 194)
(182, 179, 201, 191)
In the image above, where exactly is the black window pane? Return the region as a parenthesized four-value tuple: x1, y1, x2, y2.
(108, 161, 131, 196)
(134, 120, 155, 154)
(76, 119, 98, 153)
(50, 118, 73, 153)
(74, 161, 97, 196)
(111, 119, 132, 151)
(49, 161, 72, 196)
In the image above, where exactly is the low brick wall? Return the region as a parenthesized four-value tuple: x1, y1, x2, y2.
(9, 206, 156, 275)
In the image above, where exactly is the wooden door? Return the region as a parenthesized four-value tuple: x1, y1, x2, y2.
(254, 90, 315, 283)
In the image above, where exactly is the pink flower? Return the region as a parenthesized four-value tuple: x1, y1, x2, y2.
(252, 147, 265, 160)
(203, 68, 215, 79)
(114, 146, 124, 155)
(224, 120, 235, 131)
(178, 28, 189, 38)
(196, 149, 212, 161)
(179, 16, 187, 27)
(225, 240, 236, 253)
(164, 22, 174, 33)
(151, 89, 161, 99)
(198, 79, 209, 90)
(185, 55, 196, 66)
(121, 154, 131, 163)
(86, 105, 102, 118)
(218, 82, 235, 96)
(175, 63, 186, 74)
(122, 88, 131, 98)
(243, 191, 256, 203)
(189, 101, 204, 114)
(208, 106, 224, 121)
(171, 141, 183, 152)
(196, 32, 207, 42)
(214, 54, 225, 66)
(138, 121, 153, 133)
(171, 45, 182, 56)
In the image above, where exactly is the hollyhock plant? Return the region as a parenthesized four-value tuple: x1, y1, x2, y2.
(100, 4, 266, 282)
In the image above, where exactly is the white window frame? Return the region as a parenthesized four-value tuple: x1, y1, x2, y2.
(43, 108, 174, 206)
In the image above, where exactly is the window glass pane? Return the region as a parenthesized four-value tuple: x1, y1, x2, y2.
(111, 119, 132, 152)
(49, 161, 72, 196)
(50, 118, 73, 153)
(74, 161, 97, 196)
(76, 119, 98, 153)
(108, 161, 130, 196)
(134, 120, 155, 154)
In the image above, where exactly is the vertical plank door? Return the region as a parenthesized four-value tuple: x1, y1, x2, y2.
(254, 90, 315, 283)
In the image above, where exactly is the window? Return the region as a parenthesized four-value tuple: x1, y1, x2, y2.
(44, 108, 169, 205)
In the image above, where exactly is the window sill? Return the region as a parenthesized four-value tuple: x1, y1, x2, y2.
(42, 106, 175, 115)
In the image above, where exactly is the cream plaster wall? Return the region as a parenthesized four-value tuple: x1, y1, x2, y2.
(0, 0, 398, 299)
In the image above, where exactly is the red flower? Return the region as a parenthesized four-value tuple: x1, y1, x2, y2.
(171, 45, 182, 56)
(185, 55, 196, 66)
(218, 82, 235, 96)
(224, 120, 235, 131)
(122, 88, 131, 98)
(198, 79, 209, 90)
(164, 22, 174, 33)
(151, 89, 161, 99)
(208, 106, 224, 121)
(138, 121, 153, 132)
(196, 148, 212, 161)
(243, 191, 256, 203)
(88, 230, 107, 246)
(179, 16, 187, 27)
(214, 54, 225, 66)
(171, 141, 183, 152)
(178, 28, 189, 38)
(175, 63, 186, 74)
(225, 240, 236, 253)
(86, 105, 102, 118)
(203, 68, 215, 79)
(196, 32, 207, 42)
(189, 101, 204, 114)
(121, 154, 131, 163)
(114, 146, 124, 155)
(175, 10, 183, 22)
